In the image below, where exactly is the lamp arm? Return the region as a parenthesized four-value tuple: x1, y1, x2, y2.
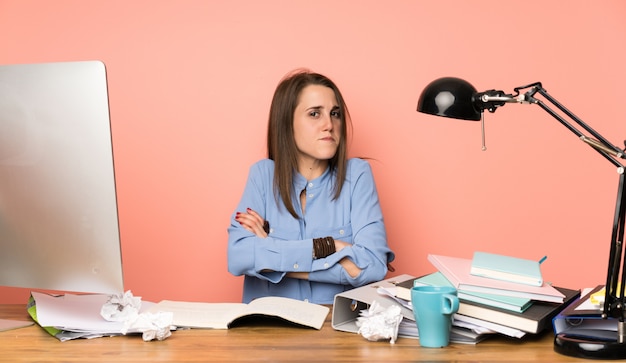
(530, 85, 625, 164)
(479, 83, 626, 166)
(514, 84, 626, 322)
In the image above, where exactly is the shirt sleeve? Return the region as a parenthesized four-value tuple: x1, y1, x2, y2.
(308, 159, 395, 287)
(227, 161, 315, 283)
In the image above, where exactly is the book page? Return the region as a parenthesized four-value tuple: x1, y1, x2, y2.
(243, 296, 329, 330)
(149, 301, 248, 329)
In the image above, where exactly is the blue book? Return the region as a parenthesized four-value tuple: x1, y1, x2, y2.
(413, 272, 533, 313)
(470, 251, 544, 287)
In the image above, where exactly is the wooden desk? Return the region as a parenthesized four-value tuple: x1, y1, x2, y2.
(0, 304, 583, 362)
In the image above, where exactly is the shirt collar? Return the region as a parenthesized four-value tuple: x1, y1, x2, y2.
(294, 166, 331, 191)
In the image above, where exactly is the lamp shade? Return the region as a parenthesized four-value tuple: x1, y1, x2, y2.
(417, 77, 481, 121)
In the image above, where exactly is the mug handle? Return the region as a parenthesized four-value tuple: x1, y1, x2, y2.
(441, 294, 460, 315)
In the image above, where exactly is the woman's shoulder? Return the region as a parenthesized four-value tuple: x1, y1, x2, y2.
(248, 159, 275, 176)
(347, 157, 373, 173)
(251, 158, 274, 169)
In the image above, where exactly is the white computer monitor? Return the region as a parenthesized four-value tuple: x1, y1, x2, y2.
(0, 60, 124, 294)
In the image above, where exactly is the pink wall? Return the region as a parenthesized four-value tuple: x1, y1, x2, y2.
(1, 1, 625, 304)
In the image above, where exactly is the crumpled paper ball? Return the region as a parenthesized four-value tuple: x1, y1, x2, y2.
(356, 300, 403, 344)
(122, 311, 174, 342)
(101, 290, 142, 322)
(101, 290, 173, 341)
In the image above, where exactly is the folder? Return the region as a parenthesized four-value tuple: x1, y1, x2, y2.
(553, 313, 617, 340)
(331, 274, 416, 335)
(552, 285, 617, 340)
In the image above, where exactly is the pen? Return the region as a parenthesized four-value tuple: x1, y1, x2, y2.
(539, 255, 548, 264)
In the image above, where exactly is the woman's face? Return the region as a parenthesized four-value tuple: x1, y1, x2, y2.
(292, 84, 342, 167)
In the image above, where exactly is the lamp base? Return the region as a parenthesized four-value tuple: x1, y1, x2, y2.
(554, 333, 626, 360)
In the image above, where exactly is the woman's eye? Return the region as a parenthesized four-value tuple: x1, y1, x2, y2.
(331, 110, 341, 118)
(309, 111, 320, 117)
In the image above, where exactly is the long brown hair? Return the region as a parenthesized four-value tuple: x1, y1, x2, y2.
(267, 69, 352, 219)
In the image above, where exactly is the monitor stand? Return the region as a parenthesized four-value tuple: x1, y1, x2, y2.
(0, 318, 33, 332)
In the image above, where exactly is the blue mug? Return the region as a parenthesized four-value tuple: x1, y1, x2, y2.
(411, 285, 459, 348)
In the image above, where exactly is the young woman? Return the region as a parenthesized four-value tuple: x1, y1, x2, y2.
(228, 69, 394, 304)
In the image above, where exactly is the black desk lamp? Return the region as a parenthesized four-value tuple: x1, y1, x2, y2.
(417, 77, 626, 359)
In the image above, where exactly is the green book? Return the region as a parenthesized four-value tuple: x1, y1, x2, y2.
(471, 251, 543, 287)
(413, 272, 533, 313)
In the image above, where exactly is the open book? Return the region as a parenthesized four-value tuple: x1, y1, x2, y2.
(148, 296, 330, 330)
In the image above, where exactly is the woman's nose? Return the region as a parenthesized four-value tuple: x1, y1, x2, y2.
(321, 114, 333, 131)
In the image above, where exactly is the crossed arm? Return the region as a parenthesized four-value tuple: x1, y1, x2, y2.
(234, 208, 362, 278)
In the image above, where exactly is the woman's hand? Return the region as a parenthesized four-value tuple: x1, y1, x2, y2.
(334, 240, 362, 278)
(339, 257, 362, 278)
(235, 208, 268, 238)
(333, 239, 351, 253)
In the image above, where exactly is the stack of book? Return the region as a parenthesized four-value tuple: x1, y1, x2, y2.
(395, 253, 580, 340)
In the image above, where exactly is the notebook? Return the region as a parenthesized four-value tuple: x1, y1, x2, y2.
(470, 251, 543, 286)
